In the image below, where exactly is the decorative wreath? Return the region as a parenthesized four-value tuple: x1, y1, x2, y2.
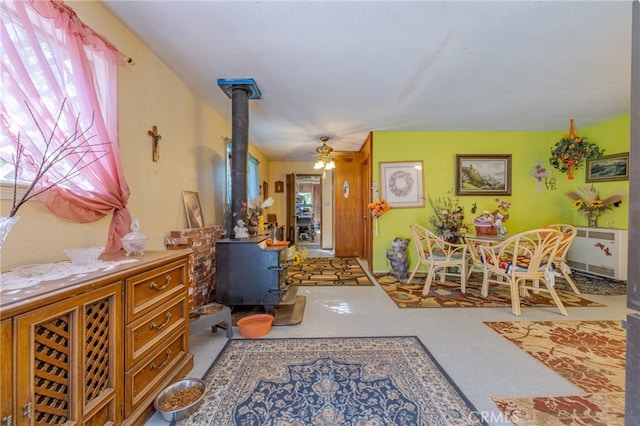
(388, 170, 414, 197)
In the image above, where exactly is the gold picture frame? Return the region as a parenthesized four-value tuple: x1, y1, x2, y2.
(586, 152, 629, 182)
(456, 154, 512, 196)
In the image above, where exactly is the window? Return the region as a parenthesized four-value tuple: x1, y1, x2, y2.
(225, 140, 260, 232)
(1, 1, 113, 192)
(248, 154, 260, 202)
(0, 0, 131, 250)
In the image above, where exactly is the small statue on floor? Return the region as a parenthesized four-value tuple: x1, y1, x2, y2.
(386, 237, 410, 281)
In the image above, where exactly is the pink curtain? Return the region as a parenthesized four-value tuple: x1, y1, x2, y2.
(0, 0, 131, 251)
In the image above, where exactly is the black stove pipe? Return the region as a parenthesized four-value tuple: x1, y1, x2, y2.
(217, 78, 261, 238)
(230, 86, 249, 236)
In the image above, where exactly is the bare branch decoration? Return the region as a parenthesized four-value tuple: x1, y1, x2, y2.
(7, 98, 112, 217)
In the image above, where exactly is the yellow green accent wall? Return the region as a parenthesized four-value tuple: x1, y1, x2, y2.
(371, 115, 630, 273)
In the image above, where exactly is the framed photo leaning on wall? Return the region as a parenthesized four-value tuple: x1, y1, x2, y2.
(182, 190, 204, 228)
(379, 161, 424, 208)
(456, 154, 512, 196)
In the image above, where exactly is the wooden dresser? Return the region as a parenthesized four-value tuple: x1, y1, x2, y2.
(0, 250, 194, 426)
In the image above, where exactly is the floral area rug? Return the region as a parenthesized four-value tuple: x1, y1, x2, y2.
(287, 257, 374, 286)
(485, 320, 626, 425)
(177, 337, 485, 425)
(554, 273, 627, 296)
(377, 273, 603, 309)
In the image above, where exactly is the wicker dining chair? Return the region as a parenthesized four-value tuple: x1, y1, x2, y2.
(476, 228, 567, 316)
(407, 224, 468, 295)
(547, 224, 580, 294)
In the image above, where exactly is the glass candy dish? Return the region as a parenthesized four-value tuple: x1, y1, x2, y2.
(64, 247, 104, 265)
(121, 219, 148, 256)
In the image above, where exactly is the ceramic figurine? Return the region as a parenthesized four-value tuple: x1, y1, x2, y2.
(234, 219, 249, 239)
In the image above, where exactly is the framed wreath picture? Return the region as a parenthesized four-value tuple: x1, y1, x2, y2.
(379, 161, 424, 208)
(456, 154, 512, 196)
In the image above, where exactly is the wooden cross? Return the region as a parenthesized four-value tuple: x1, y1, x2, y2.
(148, 125, 161, 162)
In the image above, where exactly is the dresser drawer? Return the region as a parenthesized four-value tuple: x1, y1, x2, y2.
(126, 259, 187, 321)
(124, 329, 189, 416)
(126, 296, 187, 368)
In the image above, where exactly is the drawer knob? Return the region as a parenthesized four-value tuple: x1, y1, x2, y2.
(2, 415, 13, 425)
(149, 312, 172, 330)
(150, 349, 172, 370)
(150, 275, 172, 291)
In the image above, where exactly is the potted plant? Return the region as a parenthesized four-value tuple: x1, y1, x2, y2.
(549, 119, 603, 180)
(428, 193, 468, 243)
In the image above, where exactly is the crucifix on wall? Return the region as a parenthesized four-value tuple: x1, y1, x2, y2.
(148, 125, 161, 162)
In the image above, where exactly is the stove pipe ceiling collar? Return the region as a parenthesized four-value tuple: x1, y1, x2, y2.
(217, 78, 262, 99)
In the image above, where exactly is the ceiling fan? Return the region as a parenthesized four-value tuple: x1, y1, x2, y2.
(313, 136, 336, 170)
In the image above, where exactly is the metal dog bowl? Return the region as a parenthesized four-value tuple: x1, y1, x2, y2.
(153, 378, 206, 421)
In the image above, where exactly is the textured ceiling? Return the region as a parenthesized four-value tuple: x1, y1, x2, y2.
(102, 0, 633, 161)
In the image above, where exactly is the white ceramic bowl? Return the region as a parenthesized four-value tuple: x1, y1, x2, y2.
(63, 247, 104, 265)
(153, 378, 206, 421)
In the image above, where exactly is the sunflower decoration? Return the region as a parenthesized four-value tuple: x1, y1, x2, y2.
(566, 185, 623, 227)
(549, 119, 603, 179)
(288, 245, 308, 266)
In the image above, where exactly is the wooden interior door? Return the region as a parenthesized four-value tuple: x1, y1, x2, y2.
(360, 133, 373, 267)
(334, 151, 365, 258)
(285, 173, 296, 243)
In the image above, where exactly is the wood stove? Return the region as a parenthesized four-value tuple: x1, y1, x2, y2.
(214, 235, 289, 313)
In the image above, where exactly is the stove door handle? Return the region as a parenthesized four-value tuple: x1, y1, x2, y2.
(268, 265, 286, 271)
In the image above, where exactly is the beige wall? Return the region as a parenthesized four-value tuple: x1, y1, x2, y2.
(1, 1, 272, 270)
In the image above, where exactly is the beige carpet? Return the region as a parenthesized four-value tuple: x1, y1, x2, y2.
(485, 320, 626, 425)
(287, 257, 374, 286)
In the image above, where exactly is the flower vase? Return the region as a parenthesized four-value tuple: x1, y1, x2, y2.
(258, 215, 265, 235)
(0, 215, 19, 250)
(375, 217, 380, 236)
(587, 213, 598, 228)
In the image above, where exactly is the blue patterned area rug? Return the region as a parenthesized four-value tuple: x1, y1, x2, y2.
(177, 337, 485, 425)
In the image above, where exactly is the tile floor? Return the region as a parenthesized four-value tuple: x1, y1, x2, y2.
(145, 249, 632, 425)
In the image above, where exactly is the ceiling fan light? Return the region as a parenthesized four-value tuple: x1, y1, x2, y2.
(325, 159, 336, 170)
(312, 136, 337, 170)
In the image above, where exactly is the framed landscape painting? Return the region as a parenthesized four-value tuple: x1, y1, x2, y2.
(456, 154, 511, 196)
(586, 152, 629, 182)
(379, 161, 424, 208)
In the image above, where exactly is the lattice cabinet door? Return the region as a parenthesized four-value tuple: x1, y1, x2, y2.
(14, 282, 122, 425)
